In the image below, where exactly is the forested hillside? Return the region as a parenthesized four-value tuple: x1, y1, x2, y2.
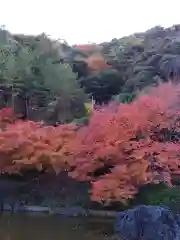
(73, 24, 180, 103)
(1, 24, 180, 125)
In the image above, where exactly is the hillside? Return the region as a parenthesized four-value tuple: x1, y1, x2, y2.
(72, 24, 180, 103)
(1, 25, 180, 123)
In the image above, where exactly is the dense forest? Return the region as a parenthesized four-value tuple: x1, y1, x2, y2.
(1, 25, 180, 205)
(1, 24, 180, 124)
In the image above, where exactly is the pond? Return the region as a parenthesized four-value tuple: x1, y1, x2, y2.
(0, 213, 115, 240)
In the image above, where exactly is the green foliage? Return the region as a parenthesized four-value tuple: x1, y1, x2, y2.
(99, 25, 180, 101)
(0, 28, 87, 123)
(72, 116, 90, 126)
(66, 25, 180, 105)
(80, 69, 123, 104)
(132, 183, 180, 212)
(112, 92, 136, 103)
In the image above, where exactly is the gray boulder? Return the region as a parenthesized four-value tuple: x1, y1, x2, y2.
(115, 205, 180, 240)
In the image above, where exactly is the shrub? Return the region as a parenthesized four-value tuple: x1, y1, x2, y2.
(133, 183, 180, 212)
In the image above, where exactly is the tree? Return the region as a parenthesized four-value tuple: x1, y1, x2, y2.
(42, 61, 87, 124)
(80, 69, 123, 104)
(100, 25, 180, 102)
(64, 83, 180, 204)
(85, 53, 110, 72)
(0, 30, 87, 123)
(75, 44, 100, 53)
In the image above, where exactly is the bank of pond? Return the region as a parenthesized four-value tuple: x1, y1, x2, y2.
(1, 205, 180, 240)
(0, 212, 114, 240)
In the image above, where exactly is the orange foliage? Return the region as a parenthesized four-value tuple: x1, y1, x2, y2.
(0, 121, 77, 174)
(65, 82, 180, 203)
(85, 53, 111, 72)
(75, 44, 111, 71)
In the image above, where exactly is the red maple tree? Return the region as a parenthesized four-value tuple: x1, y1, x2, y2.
(65, 82, 180, 203)
(75, 44, 99, 52)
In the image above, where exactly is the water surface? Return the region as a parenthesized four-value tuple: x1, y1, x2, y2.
(0, 213, 114, 240)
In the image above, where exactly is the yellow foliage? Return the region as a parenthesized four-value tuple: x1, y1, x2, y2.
(84, 102, 93, 114)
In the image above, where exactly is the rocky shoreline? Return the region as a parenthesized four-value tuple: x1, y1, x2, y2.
(1, 204, 117, 218)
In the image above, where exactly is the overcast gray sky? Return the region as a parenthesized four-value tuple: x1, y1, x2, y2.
(0, 0, 179, 44)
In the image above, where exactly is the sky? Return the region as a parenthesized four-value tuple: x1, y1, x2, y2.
(0, 0, 180, 45)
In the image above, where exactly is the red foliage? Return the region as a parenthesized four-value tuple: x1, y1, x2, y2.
(75, 44, 99, 52)
(0, 108, 16, 128)
(65, 82, 180, 203)
(1, 83, 180, 204)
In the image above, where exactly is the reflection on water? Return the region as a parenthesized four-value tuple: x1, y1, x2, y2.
(0, 213, 114, 240)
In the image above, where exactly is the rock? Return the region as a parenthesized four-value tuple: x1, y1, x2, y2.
(55, 206, 88, 217)
(115, 205, 180, 240)
(22, 206, 50, 213)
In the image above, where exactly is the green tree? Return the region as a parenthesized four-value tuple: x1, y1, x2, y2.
(42, 61, 87, 124)
(80, 69, 123, 104)
(0, 29, 87, 123)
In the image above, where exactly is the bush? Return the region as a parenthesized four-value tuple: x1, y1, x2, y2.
(132, 183, 180, 212)
(73, 116, 89, 126)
